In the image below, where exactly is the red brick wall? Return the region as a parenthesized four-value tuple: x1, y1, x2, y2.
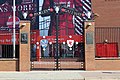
(19, 21, 30, 71)
(0, 59, 19, 71)
(92, 0, 120, 27)
(95, 58, 120, 70)
(92, 0, 120, 70)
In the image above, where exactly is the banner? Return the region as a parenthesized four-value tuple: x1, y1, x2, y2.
(0, 0, 36, 30)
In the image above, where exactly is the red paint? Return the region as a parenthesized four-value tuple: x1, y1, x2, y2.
(37, 35, 84, 43)
(36, 35, 84, 61)
(96, 43, 118, 57)
(0, 30, 39, 45)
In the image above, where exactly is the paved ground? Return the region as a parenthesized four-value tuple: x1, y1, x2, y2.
(0, 70, 120, 80)
(80, 71, 120, 80)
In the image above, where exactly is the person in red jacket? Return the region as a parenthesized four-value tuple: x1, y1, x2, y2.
(41, 0, 75, 36)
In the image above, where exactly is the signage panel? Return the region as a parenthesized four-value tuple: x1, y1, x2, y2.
(86, 32, 93, 44)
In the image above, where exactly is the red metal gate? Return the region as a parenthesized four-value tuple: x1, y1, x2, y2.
(96, 43, 118, 57)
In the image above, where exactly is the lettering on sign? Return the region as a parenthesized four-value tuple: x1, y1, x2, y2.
(0, 3, 35, 13)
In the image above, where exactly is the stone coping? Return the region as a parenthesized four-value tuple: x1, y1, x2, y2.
(95, 57, 120, 60)
(0, 58, 18, 61)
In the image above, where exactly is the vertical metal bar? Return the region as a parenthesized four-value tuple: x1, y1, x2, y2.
(52, 44, 53, 57)
(110, 28, 112, 42)
(5, 45, 7, 58)
(118, 28, 120, 55)
(73, 45, 74, 58)
(5, 45, 9, 58)
(8, 45, 9, 57)
(56, 13, 59, 70)
(13, 0, 16, 58)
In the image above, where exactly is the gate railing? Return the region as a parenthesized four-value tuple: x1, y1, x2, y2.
(95, 27, 120, 58)
(0, 30, 39, 58)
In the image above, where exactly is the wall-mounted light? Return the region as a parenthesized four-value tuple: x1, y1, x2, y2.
(69, 35, 72, 38)
(43, 36, 46, 38)
(22, 23, 26, 26)
(22, 11, 28, 19)
(49, 42, 52, 45)
(76, 42, 78, 45)
(20, 23, 26, 29)
(104, 39, 108, 43)
(86, 23, 92, 29)
(88, 23, 92, 26)
(63, 42, 65, 44)
(87, 11, 92, 19)
(36, 42, 39, 45)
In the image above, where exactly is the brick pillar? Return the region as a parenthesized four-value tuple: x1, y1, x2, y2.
(84, 20, 95, 70)
(19, 20, 30, 71)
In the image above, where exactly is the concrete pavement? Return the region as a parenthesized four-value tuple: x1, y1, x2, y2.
(80, 71, 120, 80)
(0, 71, 84, 80)
(0, 71, 120, 80)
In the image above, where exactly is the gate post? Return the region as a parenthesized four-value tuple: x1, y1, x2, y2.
(19, 20, 30, 71)
(84, 20, 95, 70)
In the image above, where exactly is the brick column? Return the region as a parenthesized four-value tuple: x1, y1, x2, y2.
(84, 20, 95, 70)
(19, 20, 30, 71)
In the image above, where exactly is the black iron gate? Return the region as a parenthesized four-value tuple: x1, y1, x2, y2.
(31, 43, 85, 70)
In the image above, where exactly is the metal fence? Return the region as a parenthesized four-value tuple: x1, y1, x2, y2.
(95, 27, 120, 57)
